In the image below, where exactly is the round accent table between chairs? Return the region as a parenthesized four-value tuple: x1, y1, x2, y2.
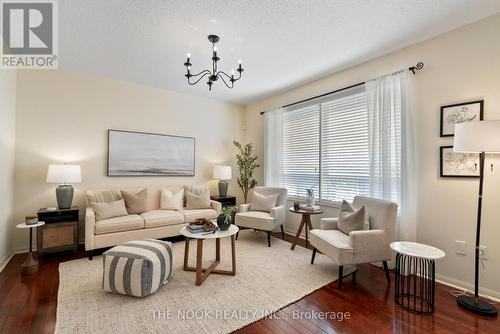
(390, 241, 445, 314)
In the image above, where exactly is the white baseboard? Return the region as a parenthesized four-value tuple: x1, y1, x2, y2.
(436, 274, 500, 302)
(0, 247, 29, 272)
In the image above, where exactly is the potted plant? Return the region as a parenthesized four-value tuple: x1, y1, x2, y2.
(305, 186, 315, 207)
(217, 206, 236, 231)
(233, 141, 259, 203)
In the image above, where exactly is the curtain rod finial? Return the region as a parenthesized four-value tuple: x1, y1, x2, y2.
(409, 62, 424, 74)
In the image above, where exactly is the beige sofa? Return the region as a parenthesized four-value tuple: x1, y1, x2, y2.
(85, 186, 222, 256)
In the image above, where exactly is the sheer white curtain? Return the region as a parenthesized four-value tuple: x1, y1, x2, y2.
(264, 108, 284, 187)
(366, 70, 416, 241)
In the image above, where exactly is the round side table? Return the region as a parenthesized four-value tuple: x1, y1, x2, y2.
(16, 222, 45, 275)
(289, 207, 323, 250)
(390, 241, 445, 314)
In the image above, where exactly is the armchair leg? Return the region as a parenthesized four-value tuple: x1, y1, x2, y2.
(383, 261, 391, 285)
(311, 248, 317, 264)
(236, 231, 239, 240)
(280, 225, 285, 240)
(88, 250, 95, 261)
(338, 266, 344, 289)
(267, 231, 271, 247)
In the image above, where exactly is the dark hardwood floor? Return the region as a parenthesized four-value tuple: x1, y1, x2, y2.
(0, 233, 498, 334)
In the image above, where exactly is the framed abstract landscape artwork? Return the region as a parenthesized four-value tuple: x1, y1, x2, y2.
(440, 100, 483, 137)
(107, 130, 195, 176)
(440, 146, 479, 178)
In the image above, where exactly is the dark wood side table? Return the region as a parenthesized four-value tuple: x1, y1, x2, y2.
(37, 207, 79, 254)
(210, 195, 236, 208)
(289, 207, 323, 250)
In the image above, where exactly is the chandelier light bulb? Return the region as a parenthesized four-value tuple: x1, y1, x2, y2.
(238, 59, 242, 64)
(231, 69, 235, 75)
(213, 46, 217, 52)
(186, 53, 191, 58)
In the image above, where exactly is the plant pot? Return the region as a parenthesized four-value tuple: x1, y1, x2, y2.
(305, 196, 315, 207)
(217, 214, 231, 231)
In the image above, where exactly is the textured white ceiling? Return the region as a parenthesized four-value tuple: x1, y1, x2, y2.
(59, 0, 500, 105)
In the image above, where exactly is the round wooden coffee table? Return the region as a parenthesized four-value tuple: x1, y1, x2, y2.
(289, 207, 323, 250)
(180, 224, 239, 286)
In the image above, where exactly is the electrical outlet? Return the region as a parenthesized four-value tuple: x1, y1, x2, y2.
(455, 241, 466, 255)
(479, 246, 488, 260)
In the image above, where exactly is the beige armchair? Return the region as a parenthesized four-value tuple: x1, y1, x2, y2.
(235, 186, 287, 247)
(310, 196, 398, 289)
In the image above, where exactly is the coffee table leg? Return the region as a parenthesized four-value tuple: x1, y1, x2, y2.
(291, 215, 306, 250)
(216, 238, 220, 261)
(305, 215, 313, 247)
(231, 235, 236, 275)
(183, 237, 190, 271)
(195, 239, 203, 286)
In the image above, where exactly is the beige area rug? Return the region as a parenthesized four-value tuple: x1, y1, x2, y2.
(56, 231, 353, 334)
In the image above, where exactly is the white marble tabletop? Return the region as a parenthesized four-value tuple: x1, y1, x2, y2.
(16, 222, 45, 229)
(390, 241, 445, 260)
(181, 224, 239, 240)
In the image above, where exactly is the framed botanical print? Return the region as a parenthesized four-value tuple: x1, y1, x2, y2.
(440, 100, 483, 137)
(440, 146, 480, 178)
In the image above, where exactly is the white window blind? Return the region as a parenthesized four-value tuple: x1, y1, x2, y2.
(281, 85, 371, 203)
(282, 104, 320, 197)
(321, 87, 369, 202)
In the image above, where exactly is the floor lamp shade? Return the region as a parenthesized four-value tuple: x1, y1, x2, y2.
(213, 166, 232, 197)
(453, 121, 499, 317)
(454, 121, 500, 153)
(46, 164, 81, 209)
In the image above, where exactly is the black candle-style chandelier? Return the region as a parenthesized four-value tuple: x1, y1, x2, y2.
(184, 34, 244, 90)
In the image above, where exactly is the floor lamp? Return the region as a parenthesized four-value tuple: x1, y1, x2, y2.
(454, 121, 500, 317)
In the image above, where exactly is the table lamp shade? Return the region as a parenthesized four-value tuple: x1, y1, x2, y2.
(46, 164, 81, 184)
(213, 166, 232, 180)
(454, 121, 500, 153)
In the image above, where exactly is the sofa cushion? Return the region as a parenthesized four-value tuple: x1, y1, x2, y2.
(121, 188, 148, 214)
(235, 211, 276, 230)
(185, 190, 211, 209)
(310, 229, 354, 266)
(86, 189, 122, 205)
(140, 210, 185, 228)
(178, 208, 218, 223)
(95, 214, 144, 235)
(160, 188, 184, 210)
(91, 199, 128, 221)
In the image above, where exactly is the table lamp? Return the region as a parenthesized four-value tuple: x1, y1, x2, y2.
(46, 164, 82, 209)
(213, 165, 232, 197)
(454, 120, 500, 317)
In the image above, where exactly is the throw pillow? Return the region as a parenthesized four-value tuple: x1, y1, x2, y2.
(337, 200, 368, 235)
(160, 188, 184, 210)
(91, 199, 128, 221)
(121, 188, 148, 214)
(184, 185, 209, 207)
(185, 190, 211, 209)
(251, 192, 279, 213)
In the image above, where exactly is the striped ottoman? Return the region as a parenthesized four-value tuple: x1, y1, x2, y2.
(102, 239, 173, 297)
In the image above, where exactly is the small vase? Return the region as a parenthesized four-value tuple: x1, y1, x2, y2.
(305, 196, 315, 207)
(217, 214, 231, 231)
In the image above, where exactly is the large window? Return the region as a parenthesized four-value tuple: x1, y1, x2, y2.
(282, 85, 370, 203)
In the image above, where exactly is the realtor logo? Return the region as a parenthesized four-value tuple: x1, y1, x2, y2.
(1, 0, 58, 69)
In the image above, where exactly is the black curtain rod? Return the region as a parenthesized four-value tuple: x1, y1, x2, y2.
(260, 62, 424, 114)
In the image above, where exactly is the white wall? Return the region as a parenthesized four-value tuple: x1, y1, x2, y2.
(0, 70, 17, 269)
(13, 70, 245, 249)
(245, 14, 500, 296)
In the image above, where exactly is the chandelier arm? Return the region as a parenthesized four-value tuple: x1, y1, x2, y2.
(189, 69, 211, 78)
(217, 73, 234, 89)
(187, 71, 211, 85)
